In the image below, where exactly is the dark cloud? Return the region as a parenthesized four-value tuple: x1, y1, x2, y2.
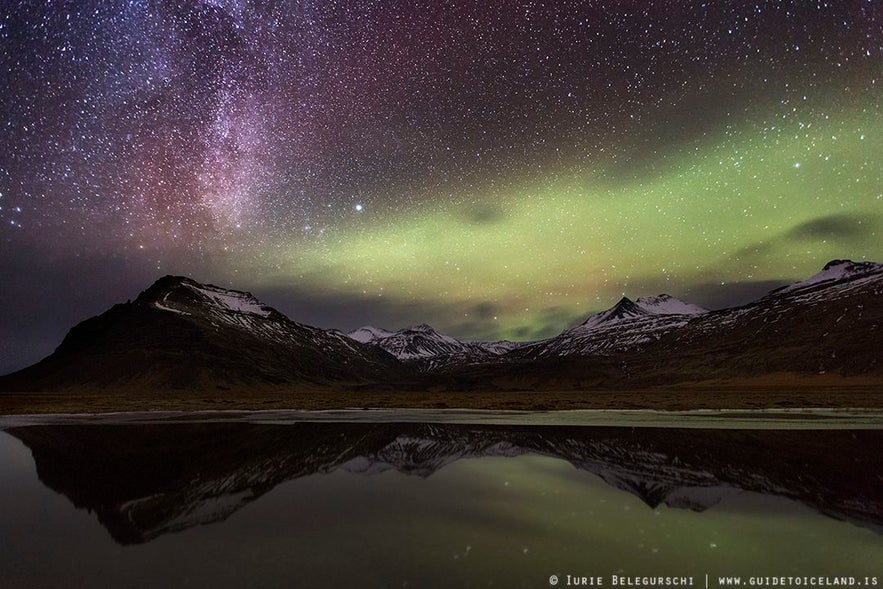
(462, 203, 506, 226)
(472, 301, 499, 320)
(787, 213, 874, 241)
(448, 321, 502, 342)
(597, 79, 794, 188)
(522, 322, 572, 341)
(259, 286, 587, 344)
(732, 241, 776, 260)
(508, 306, 589, 342)
(600, 267, 790, 312)
(257, 284, 491, 338)
(735, 213, 879, 261)
(683, 280, 789, 310)
(450, 303, 587, 343)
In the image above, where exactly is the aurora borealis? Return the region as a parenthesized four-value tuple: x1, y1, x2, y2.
(1, 0, 881, 373)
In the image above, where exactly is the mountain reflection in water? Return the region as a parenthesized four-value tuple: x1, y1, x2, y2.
(5, 422, 882, 545)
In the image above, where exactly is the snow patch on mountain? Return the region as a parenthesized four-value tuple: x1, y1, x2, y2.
(348, 326, 395, 343)
(476, 340, 519, 355)
(571, 294, 706, 333)
(347, 324, 518, 363)
(774, 260, 883, 296)
(402, 324, 462, 346)
(635, 294, 707, 316)
(153, 293, 191, 316)
(521, 293, 708, 358)
(576, 297, 650, 330)
(187, 283, 273, 317)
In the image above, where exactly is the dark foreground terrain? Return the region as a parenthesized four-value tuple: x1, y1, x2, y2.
(1, 377, 881, 415)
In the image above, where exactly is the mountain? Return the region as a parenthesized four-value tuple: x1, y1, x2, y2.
(7, 421, 882, 544)
(462, 259, 883, 388)
(1, 260, 881, 394)
(767, 259, 883, 298)
(579, 294, 707, 330)
(0, 275, 404, 391)
(635, 294, 707, 316)
(514, 294, 708, 358)
(346, 323, 516, 369)
(348, 326, 395, 343)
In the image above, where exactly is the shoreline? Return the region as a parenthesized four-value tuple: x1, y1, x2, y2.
(2, 384, 882, 416)
(3, 406, 883, 429)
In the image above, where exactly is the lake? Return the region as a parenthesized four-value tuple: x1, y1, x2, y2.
(1, 410, 881, 588)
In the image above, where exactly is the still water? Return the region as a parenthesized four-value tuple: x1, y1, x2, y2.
(0, 412, 881, 588)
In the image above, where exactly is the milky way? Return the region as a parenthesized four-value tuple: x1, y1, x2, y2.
(1, 1, 881, 372)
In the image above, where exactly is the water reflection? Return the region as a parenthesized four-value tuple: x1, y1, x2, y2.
(5, 422, 882, 545)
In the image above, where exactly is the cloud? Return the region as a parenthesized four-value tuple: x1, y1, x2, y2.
(496, 306, 588, 342)
(462, 203, 506, 226)
(732, 213, 879, 265)
(787, 213, 874, 241)
(472, 301, 499, 320)
(683, 280, 789, 310)
(257, 283, 505, 338)
(257, 283, 595, 344)
(732, 240, 776, 260)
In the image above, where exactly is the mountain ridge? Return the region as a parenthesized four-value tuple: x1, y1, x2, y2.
(0, 275, 406, 391)
(1, 259, 881, 392)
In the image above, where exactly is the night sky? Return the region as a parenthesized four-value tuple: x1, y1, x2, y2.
(1, 0, 881, 374)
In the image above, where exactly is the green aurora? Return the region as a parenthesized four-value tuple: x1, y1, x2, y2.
(254, 97, 881, 340)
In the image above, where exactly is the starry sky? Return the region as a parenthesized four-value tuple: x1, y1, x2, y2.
(1, 0, 881, 374)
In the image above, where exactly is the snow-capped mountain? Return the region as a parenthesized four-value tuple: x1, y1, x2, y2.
(1, 259, 880, 391)
(489, 259, 883, 385)
(347, 323, 465, 360)
(151, 280, 274, 318)
(635, 294, 708, 316)
(576, 294, 707, 331)
(0, 275, 404, 391)
(515, 294, 708, 359)
(9, 422, 882, 544)
(767, 259, 883, 298)
(346, 323, 516, 367)
(347, 325, 395, 343)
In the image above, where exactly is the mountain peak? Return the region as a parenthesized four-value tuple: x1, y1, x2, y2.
(820, 259, 882, 274)
(610, 296, 641, 313)
(574, 293, 707, 332)
(347, 326, 394, 343)
(137, 276, 274, 318)
(137, 275, 197, 297)
(346, 322, 509, 362)
(822, 259, 854, 271)
(773, 259, 883, 297)
(635, 294, 707, 316)
(576, 297, 647, 330)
